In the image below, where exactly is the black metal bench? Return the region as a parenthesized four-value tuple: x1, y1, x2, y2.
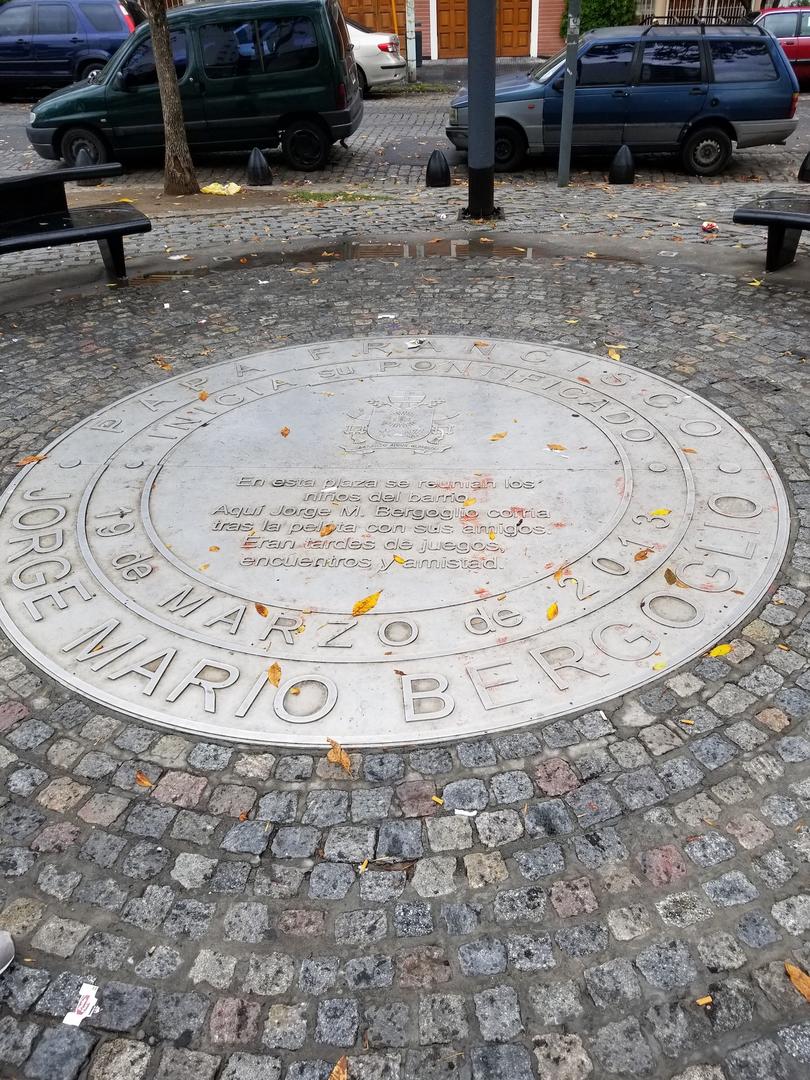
(733, 191, 810, 273)
(0, 164, 151, 280)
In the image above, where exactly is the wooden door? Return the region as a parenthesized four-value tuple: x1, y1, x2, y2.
(437, 0, 467, 59)
(343, 0, 406, 38)
(497, 0, 531, 56)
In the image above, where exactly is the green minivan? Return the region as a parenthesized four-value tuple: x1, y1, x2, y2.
(26, 0, 362, 170)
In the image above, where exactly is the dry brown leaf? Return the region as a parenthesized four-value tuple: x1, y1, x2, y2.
(16, 454, 47, 466)
(320, 523, 336, 537)
(326, 739, 353, 776)
(238, 810, 249, 822)
(473, 340, 489, 347)
(280, 426, 290, 438)
(785, 962, 810, 1002)
(198, 391, 209, 401)
(547, 443, 566, 452)
(352, 590, 382, 616)
(489, 432, 507, 441)
(267, 662, 282, 687)
(634, 547, 654, 562)
(327, 1056, 348, 1080)
(681, 447, 697, 454)
(255, 603, 269, 617)
(151, 355, 172, 371)
(209, 545, 220, 552)
(134, 770, 153, 788)
(664, 568, 677, 585)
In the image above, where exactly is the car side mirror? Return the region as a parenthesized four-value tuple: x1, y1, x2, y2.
(113, 71, 128, 91)
(552, 76, 564, 92)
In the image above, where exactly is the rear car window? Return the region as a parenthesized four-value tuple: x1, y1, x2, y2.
(257, 16, 318, 72)
(201, 21, 262, 78)
(709, 40, 779, 82)
(79, 2, 122, 32)
(36, 4, 77, 33)
(122, 29, 187, 86)
(760, 12, 799, 37)
(640, 41, 702, 83)
(0, 3, 34, 34)
(578, 42, 635, 86)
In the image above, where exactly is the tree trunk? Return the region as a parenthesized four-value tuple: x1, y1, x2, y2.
(141, 0, 199, 196)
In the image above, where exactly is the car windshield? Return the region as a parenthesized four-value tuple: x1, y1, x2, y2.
(530, 48, 566, 82)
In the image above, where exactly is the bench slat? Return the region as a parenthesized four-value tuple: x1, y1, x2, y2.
(0, 205, 151, 255)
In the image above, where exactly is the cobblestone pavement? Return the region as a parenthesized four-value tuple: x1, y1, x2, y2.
(0, 224, 810, 1080)
(1, 91, 808, 189)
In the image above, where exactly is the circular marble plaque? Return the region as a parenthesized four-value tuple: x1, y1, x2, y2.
(0, 337, 789, 746)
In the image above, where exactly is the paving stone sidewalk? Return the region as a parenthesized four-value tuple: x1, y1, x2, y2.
(0, 234, 809, 1079)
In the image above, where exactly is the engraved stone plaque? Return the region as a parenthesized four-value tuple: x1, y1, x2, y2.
(0, 337, 789, 746)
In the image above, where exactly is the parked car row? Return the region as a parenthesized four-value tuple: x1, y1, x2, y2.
(447, 23, 801, 175)
(755, 6, 810, 86)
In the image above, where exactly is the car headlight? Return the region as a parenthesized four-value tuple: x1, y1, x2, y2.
(29, 111, 36, 124)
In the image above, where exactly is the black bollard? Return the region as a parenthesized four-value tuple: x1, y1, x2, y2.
(608, 144, 634, 185)
(426, 148, 451, 188)
(75, 147, 101, 187)
(799, 150, 810, 183)
(247, 147, 272, 186)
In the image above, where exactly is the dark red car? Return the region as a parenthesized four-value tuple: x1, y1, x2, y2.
(756, 6, 810, 86)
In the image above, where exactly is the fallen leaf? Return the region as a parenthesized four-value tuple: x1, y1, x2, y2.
(327, 1056, 349, 1080)
(608, 348, 622, 361)
(151, 355, 172, 371)
(748, 278, 762, 287)
(680, 718, 694, 726)
(546, 602, 559, 622)
(320, 523, 336, 537)
(199, 563, 209, 571)
(576, 375, 590, 384)
(280, 426, 290, 438)
(652, 661, 667, 671)
(431, 796, 444, 805)
(16, 454, 46, 466)
(255, 603, 269, 617)
(634, 547, 654, 562)
(392, 554, 406, 565)
(463, 497, 477, 507)
(547, 443, 566, 452)
(393, 669, 405, 676)
(664, 568, 678, 585)
(489, 432, 507, 441)
(209, 545, 220, 552)
(198, 391, 209, 402)
(289, 686, 300, 695)
(585, 251, 598, 258)
(267, 662, 282, 687)
(358, 859, 369, 873)
(650, 508, 671, 517)
(134, 770, 153, 788)
(352, 590, 382, 616)
(708, 643, 733, 657)
(238, 810, 249, 822)
(472, 340, 489, 347)
(326, 738, 353, 776)
(479, 236, 493, 243)
(488, 528, 496, 541)
(681, 447, 697, 454)
(695, 995, 713, 1007)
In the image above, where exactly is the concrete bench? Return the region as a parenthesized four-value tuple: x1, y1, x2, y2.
(733, 191, 810, 273)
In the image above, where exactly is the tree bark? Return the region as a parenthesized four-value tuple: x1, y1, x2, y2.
(141, 0, 199, 196)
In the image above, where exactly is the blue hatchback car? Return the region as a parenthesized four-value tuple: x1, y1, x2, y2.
(0, 0, 136, 86)
(447, 23, 800, 175)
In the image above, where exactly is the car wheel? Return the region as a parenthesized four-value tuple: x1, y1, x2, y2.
(358, 67, 370, 98)
(60, 126, 109, 166)
(281, 119, 330, 170)
(494, 123, 526, 172)
(79, 61, 105, 82)
(681, 126, 732, 177)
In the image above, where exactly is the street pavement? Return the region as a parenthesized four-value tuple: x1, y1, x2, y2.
(0, 89, 809, 1080)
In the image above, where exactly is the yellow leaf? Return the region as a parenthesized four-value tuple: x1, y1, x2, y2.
(134, 770, 153, 788)
(320, 523, 336, 537)
(290, 686, 301, 695)
(473, 340, 489, 347)
(565, 318, 579, 324)
(680, 718, 694, 726)
(198, 391, 209, 402)
(326, 738, 353, 776)
(547, 443, 566, 452)
(695, 995, 713, 1007)
(664, 568, 677, 585)
(608, 348, 622, 362)
(652, 661, 667, 671)
(650, 508, 671, 517)
(490, 432, 507, 441)
(547, 602, 559, 622)
(267, 662, 282, 687)
(209, 545, 220, 552)
(708, 643, 733, 657)
(327, 1056, 349, 1080)
(392, 554, 406, 565)
(116, 197, 134, 203)
(488, 528, 496, 541)
(748, 278, 762, 287)
(255, 603, 269, 617)
(358, 859, 369, 873)
(479, 236, 493, 243)
(280, 426, 290, 438)
(199, 563, 209, 571)
(585, 251, 598, 258)
(463, 497, 477, 507)
(16, 454, 46, 466)
(431, 796, 444, 805)
(352, 590, 382, 616)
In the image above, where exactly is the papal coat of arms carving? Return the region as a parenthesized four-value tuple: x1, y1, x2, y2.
(343, 393, 456, 454)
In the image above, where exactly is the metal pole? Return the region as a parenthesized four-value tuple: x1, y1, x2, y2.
(466, 0, 496, 218)
(389, 0, 399, 38)
(557, 0, 581, 188)
(405, 0, 416, 83)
